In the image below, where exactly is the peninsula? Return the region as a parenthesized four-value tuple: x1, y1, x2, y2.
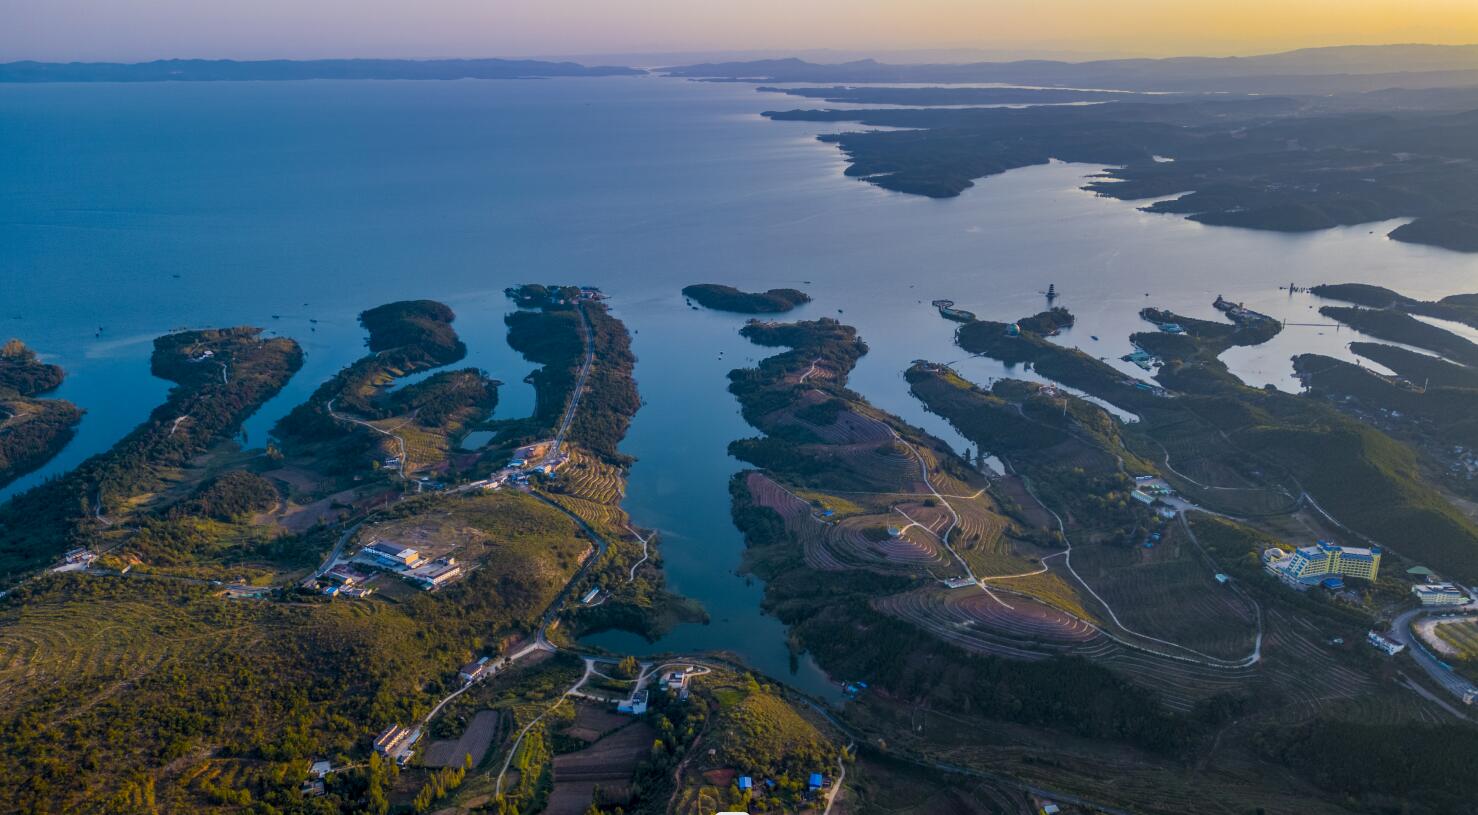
(0, 339, 83, 489)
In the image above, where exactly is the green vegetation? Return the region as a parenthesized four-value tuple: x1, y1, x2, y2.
(1314, 282, 1478, 329)
(708, 683, 830, 779)
(957, 314, 1155, 414)
(0, 339, 65, 395)
(503, 290, 639, 465)
(666, 670, 839, 815)
(682, 284, 811, 314)
(276, 299, 466, 442)
(0, 398, 83, 490)
(272, 299, 496, 485)
(359, 299, 467, 362)
(723, 318, 1198, 756)
(959, 305, 1478, 581)
(1351, 342, 1478, 390)
(1255, 719, 1478, 813)
(169, 470, 279, 522)
(0, 339, 83, 488)
(0, 328, 302, 577)
(1320, 305, 1478, 367)
(906, 365, 1151, 544)
(0, 488, 591, 814)
(390, 368, 497, 428)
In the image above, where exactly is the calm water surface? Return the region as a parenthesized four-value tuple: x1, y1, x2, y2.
(5, 76, 1478, 696)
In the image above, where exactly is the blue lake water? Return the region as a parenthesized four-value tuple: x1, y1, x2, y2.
(4, 75, 1478, 697)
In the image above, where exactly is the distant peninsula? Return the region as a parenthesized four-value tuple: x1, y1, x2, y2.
(682, 284, 811, 313)
(0, 58, 641, 83)
(757, 85, 1140, 106)
(758, 95, 1478, 252)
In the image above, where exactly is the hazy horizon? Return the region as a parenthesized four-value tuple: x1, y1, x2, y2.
(6, 0, 1478, 63)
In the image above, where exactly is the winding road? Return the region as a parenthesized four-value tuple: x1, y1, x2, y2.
(326, 397, 411, 481)
(1389, 605, 1478, 713)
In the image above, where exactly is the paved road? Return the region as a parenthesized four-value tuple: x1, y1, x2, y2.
(312, 519, 365, 579)
(1390, 606, 1478, 709)
(549, 302, 594, 458)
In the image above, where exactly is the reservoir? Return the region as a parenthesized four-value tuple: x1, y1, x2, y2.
(5, 75, 1478, 696)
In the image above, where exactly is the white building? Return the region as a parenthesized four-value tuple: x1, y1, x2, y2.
(1412, 583, 1472, 606)
(459, 656, 491, 683)
(365, 540, 423, 569)
(373, 724, 421, 765)
(618, 689, 649, 715)
(1367, 630, 1406, 656)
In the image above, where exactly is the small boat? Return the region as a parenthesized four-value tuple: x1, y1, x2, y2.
(1090, 335, 1099, 341)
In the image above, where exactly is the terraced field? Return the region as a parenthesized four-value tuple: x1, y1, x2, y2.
(0, 589, 252, 708)
(559, 448, 624, 504)
(1257, 610, 1377, 720)
(1088, 639, 1258, 712)
(874, 585, 1101, 661)
(1068, 527, 1258, 661)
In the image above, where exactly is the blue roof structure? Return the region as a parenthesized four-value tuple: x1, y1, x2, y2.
(738, 776, 752, 790)
(809, 772, 824, 788)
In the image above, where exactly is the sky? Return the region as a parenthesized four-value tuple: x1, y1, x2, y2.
(4, 0, 1478, 62)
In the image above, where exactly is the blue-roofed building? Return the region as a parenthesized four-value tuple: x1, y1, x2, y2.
(1274, 541, 1382, 587)
(809, 772, 824, 790)
(738, 776, 752, 791)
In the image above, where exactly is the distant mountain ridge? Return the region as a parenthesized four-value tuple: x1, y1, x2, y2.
(666, 44, 1478, 93)
(0, 58, 642, 83)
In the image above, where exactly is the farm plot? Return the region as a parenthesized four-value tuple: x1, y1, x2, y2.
(423, 709, 504, 768)
(545, 718, 655, 815)
(745, 472, 840, 569)
(1433, 619, 1478, 660)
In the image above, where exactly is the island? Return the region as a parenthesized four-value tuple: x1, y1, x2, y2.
(682, 283, 811, 314)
